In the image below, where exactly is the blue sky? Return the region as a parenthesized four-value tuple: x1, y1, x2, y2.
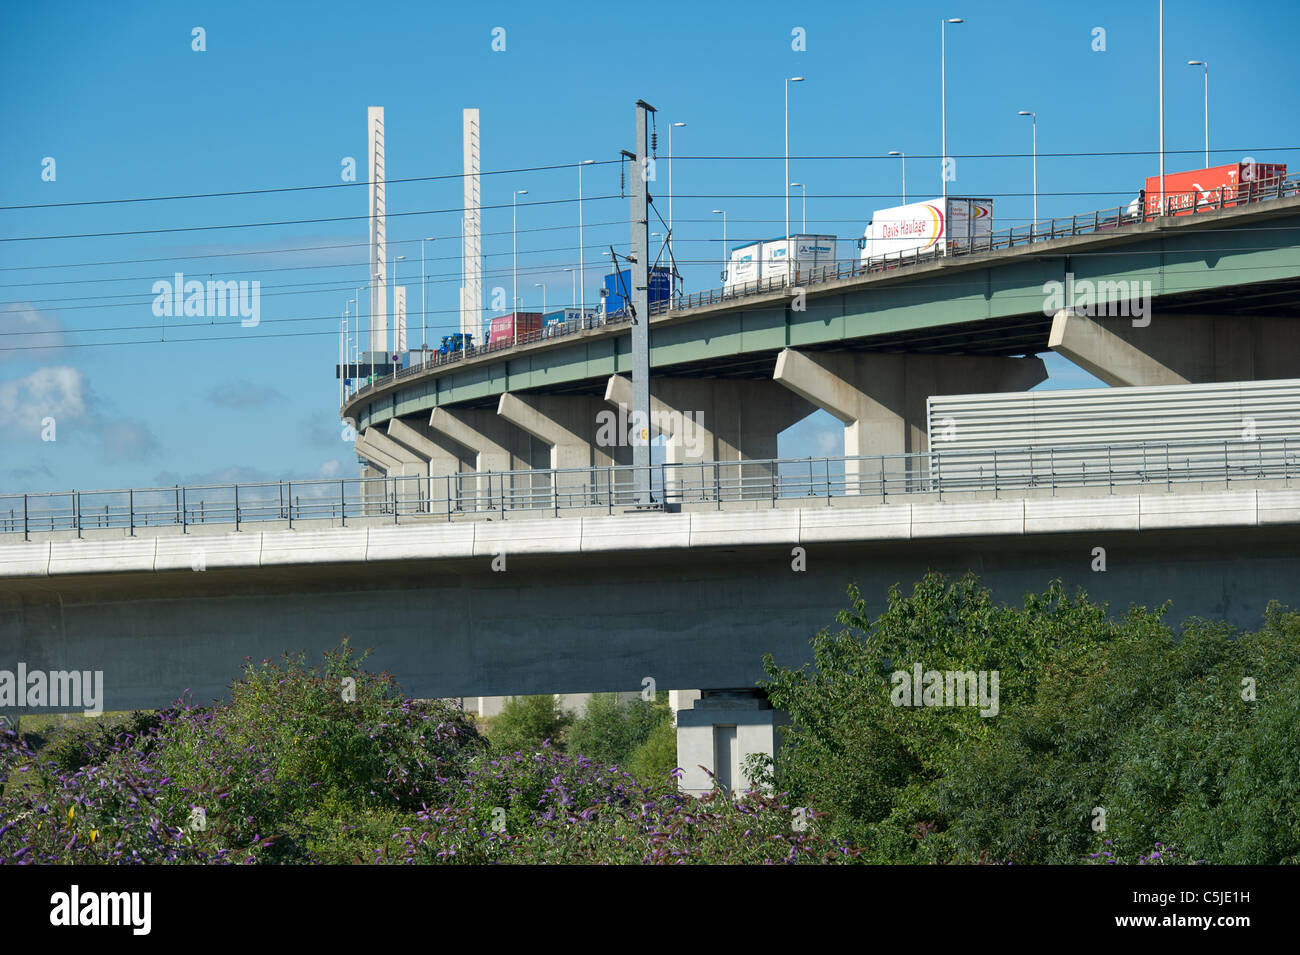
(3, 0, 1299, 491)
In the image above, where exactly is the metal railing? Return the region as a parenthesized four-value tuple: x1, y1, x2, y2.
(343, 173, 1300, 406)
(3, 436, 1293, 540)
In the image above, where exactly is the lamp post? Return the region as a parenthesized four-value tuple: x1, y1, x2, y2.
(513, 189, 527, 344)
(1018, 111, 1037, 234)
(420, 237, 434, 356)
(668, 122, 686, 294)
(941, 17, 963, 198)
(578, 160, 593, 314)
(1188, 60, 1209, 168)
(1159, 0, 1165, 215)
(789, 182, 806, 233)
(534, 282, 546, 314)
(785, 77, 804, 244)
(564, 268, 575, 310)
(888, 151, 906, 204)
(712, 209, 727, 283)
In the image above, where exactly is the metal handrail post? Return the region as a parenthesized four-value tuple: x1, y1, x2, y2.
(129, 488, 134, 536)
(234, 483, 240, 531)
(340, 479, 346, 525)
(74, 491, 80, 538)
(287, 481, 293, 528)
(22, 493, 27, 541)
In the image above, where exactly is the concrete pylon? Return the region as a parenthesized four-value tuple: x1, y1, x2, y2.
(773, 348, 1047, 492)
(429, 406, 546, 510)
(604, 375, 814, 502)
(1048, 310, 1300, 386)
(358, 428, 426, 509)
(497, 393, 624, 507)
(676, 690, 787, 797)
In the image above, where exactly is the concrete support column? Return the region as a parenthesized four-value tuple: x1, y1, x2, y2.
(676, 689, 787, 797)
(385, 418, 474, 514)
(1049, 311, 1300, 386)
(428, 407, 546, 511)
(773, 348, 1047, 492)
(497, 393, 624, 508)
(358, 428, 426, 510)
(605, 375, 813, 502)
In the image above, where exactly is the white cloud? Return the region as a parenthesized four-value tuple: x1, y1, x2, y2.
(0, 304, 65, 362)
(0, 365, 89, 438)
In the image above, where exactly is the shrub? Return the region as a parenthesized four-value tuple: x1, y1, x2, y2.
(487, 695, 573, 755)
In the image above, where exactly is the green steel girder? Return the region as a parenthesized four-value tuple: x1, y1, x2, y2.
(349, 203, 1300, 433)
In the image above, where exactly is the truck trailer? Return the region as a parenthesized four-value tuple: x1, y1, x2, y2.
(1144, 162, 1287, 217)
(601, 268, 671, 317)
(857, 198, 993, 265)
(724, 234, 837, 291)
(487, 312, 542, 347)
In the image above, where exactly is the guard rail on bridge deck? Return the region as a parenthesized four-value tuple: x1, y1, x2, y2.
(345, 173, 1300, 407)
(3, 437, 1296, 539)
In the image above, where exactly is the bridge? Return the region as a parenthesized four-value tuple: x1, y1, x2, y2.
(338, 185, 1300, 517)
(4, 441, 1299, 792)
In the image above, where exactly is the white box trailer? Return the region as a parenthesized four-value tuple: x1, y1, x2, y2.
(725, 234, 837, 291)
(858, 198, 993, 265)
(925, 378, 1300, 489)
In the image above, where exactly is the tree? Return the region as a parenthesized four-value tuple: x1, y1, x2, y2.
(488, 695, 573, 754)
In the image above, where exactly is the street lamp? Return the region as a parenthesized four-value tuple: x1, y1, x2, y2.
(578, 160, 594, 314)
(1018, 111, 1037, 234)
(513, 189, 527, 344)
(888, 151, 906, 204)
(1159, 0, 1165, 214)
(785, 77, 804, 244)
(941, 17, 963, 198)
(534, 282, 546, 314)
(789, 183, 806, 233)
(712, 209, 727, 283)
(1188, 60, 1209, 168)
(420, 237, 434, 356)
(564, 267, 576, 310)
(668, 122, 686, 293)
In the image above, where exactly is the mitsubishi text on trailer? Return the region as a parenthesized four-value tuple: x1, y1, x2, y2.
(858, 198, 993, 265)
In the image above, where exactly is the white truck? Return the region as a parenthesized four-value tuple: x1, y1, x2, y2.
(857, 198, 993, 265)
(724, 234, 837, 291)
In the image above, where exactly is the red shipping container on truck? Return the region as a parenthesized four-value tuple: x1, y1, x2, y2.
(487, 312, 543, 347)
(1145, 162, 1286, 217)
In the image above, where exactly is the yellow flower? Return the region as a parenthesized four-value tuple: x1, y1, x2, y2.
(67, 806, 75, 824)
(90, 829, 100, 843)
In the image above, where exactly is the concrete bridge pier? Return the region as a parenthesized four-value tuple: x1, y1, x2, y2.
(496, 393, 628, 508)
(355, 428, 427, 512)
(1048, 310, 1300, 386)
(773, 348, 1048, 494)
(383, 418, 475, 513)
(676, 689, 788, 797)
(604, 375, 814, 503)
(428, 407, 547, 511)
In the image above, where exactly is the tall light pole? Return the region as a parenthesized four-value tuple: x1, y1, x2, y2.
(888, 151, 906, 203)
(789, 183, 806, 233)
(1159, 0, 1165, 215)
(941, 17, 963, 199)
(1188, 60, 1209, 168)
(513, 189, 527, 344)
(1018, 111, 1037, 234)
(578, 160, 593, 314)
(420, 237, 434, 355)
(564, 267, 575, 310)
(712, 209, 727, 283)
(785, 77, 804, 245)
(534, 282, 546, 314)
(668, 122, 686, 293)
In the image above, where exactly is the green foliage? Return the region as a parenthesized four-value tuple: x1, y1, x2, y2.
(625, 718, 680, 789)
(488, 694, 574, 754)
(760, 572, 1300, 864)
(566, 692, 672, 767)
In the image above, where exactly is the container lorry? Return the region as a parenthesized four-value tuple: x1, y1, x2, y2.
(602, 267, 671, 317)
(724, 234, 837, 291)
(857, 198, 993, 265)
(1144, 162, 1287, 218)
(487, 312, 542, 347)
